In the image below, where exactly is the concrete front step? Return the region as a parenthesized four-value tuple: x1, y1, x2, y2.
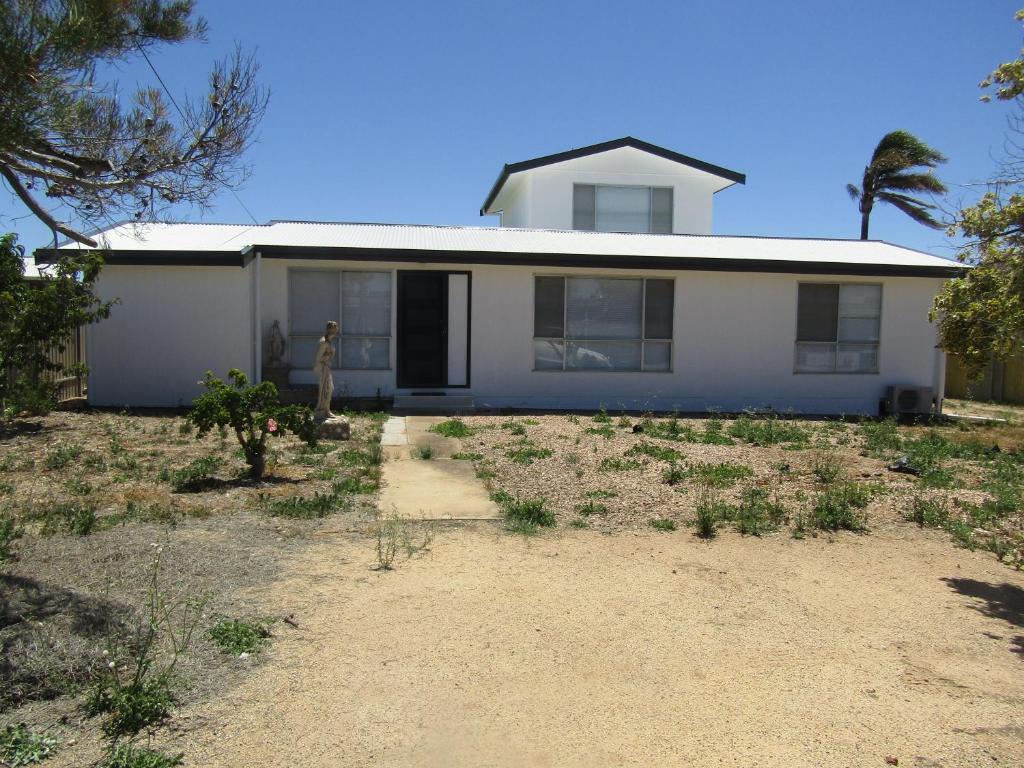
(393, 394, 475, 413)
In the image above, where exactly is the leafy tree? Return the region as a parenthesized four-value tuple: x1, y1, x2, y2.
(847, 130, 948, 240)
(0, 0, 267, 246)
(0, 232, 113, 417)
(933, 10, 1024, 377)
(188, 369, 317, 481)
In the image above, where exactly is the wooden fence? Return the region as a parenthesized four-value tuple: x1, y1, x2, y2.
(945, 354, 1024, 405)
(4, 325, 87, 403)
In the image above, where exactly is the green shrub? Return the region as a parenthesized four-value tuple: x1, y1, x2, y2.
(909, 496, 949, 528)
(502, 421, 527, 436)
(626, 441, 679, 462)
(598, 456, 642, 472)
(693, 485, 722, 539)
(38, 503, 97, 536)
(662, 459, 686, 485)
(727, 487, 787, 536)
(338, 446, 383, 467)
(43, 442, 82, 470)
(188, 369, 317, 480)
(1, 722, 58, 766)
(100, 743, 182, 768)
(415, 445, 435, 460)
(507, 443, 552, 465)
(167, 455, 223, 492)
(729, 413, 809, 447)
(861, 418, 902, 456)
(684, 461, 754, 488)
(333, 475, 379, 494)
(451, 451, 483, 461)
(593, 405, 612, 424)
(650, 517, 677, 531)
(812, 483, 870, 531)
(499, 496, 555, 534)
(811, 450, 843, 484)
(209, 618, 273, 655)
(585, 425, 615, 439)
(263, 492, 344, 519)
(574, 500, 607, 516)
(429, 418, 474, 438)
(85, 673, 174, 739)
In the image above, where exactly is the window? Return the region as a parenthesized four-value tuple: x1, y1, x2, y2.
(795, 283, 881, 373)
(533, 276, 673, 371)
(288, 270, 391, 370)
(573, 184, 673, 233)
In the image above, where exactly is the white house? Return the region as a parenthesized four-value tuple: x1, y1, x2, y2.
(35, 137, 962, 414)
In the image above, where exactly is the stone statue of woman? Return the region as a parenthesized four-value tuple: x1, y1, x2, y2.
(313, 321, 338, 420)
(268, 319, 286, 367)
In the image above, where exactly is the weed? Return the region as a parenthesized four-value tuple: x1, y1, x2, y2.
(36, 503, 97, 536)
(861, 418, 902, 457)
(263, 492, 345, 519)
(566, 414, 580, 425)
(593, 404, 612, 424)
(0, 512, 20, 560)
(727, 487, 787, 536)
(451, 451, 483, 461)
(415, 445, 435, 460)
(585, 425, 615, 439)
(0, 480, 12, 495)
(811, 450, 843, 484)
(598, 457, 643, 472)
(507, 443, 552, 465)
(1, 723, 58, 766)
(584, 489, 618, 499)
(430, 418, 474, 438)
(44, 442, 82, 470)
(575, 500, 607, 516)
(100, 743, 183, 768)
(662, 459, 686, 485)
(650, 517, 677, 531)
(86, 551, 206, 740)
(693, 484, 721, 539)
(909, 496, 950, 528)
(502, 421, 527, 436)
(313, 466, 339, 480)
(812, 482, 870, 532)
(333, 475, 379, 494)
(729, 413, 809, 447)
(564, 452, 580, 465)
(626, 441, 679, 462)
(65, 477, 93, 496)
(684, 461, 754, 488)
(374, 517, 401, 569)
(490, 489, 514, 505)
(570, 517, 589, 529)
(84, 454, 107, 471)
(209, 618, 273, 655)
(498, 495, 556, 534)
(338, 446, 383, 467)
(617, 414, 632, 428)
(166, 455, 223, 492)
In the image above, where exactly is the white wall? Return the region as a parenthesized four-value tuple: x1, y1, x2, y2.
(493, 147, 727, 234)
(87, 264, 253, 407)
(96, 258, 946, 415)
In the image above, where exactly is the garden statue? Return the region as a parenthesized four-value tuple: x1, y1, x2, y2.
(267, 319, 286, 367)
(311, 322, 350, 439)
(313, 321, 338, 420)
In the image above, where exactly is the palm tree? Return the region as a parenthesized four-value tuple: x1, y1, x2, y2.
(847, 130, 948, 240)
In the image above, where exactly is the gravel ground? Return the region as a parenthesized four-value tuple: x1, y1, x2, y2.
(456, 413, 1011, 539)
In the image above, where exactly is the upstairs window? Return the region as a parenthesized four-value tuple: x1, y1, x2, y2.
(573, 184, 673, 233)
(795, 283, 881, 374)
(533, 276, 673, 372)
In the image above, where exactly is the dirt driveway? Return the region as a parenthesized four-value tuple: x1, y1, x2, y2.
(175, 524, 1023, 768)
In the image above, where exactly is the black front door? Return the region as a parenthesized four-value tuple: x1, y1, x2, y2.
(397, 271, 448, 388)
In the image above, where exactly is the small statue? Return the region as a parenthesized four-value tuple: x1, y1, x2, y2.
(267, 320, 286, 367)
(313, 321, 339, 420)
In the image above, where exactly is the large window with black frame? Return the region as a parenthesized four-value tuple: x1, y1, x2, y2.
(533, 276, 674, 372)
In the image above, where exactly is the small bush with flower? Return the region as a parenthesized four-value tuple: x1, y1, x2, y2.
(188, 369, 318, 481)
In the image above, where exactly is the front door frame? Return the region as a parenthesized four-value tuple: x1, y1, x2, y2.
(395, 270, 472, 390)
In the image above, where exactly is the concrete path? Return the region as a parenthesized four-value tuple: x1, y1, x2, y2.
(378, 416, 500, 521)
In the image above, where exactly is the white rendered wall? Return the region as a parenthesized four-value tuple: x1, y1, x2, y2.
(95, 258, 945, 415)
(493, 147, 725, 234)
(87, 264, 253, 407)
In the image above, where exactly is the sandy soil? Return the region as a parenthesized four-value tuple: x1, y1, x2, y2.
(157, 523, 1024, 768)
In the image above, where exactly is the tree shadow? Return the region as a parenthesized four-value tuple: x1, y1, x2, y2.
(0, 573, 128, 637)
(942, 577, 1024, 628)
(0, 420, 44, 441)
(171, 475, 302, 494)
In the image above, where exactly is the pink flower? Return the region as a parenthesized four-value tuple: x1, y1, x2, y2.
(266, 418, 278, 433)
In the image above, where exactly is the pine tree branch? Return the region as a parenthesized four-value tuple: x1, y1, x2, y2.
(0, 165, 97, 247)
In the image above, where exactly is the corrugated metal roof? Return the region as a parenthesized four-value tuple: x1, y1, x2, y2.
(45, 220, 959, 272)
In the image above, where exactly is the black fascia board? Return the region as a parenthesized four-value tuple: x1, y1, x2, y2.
(479, 136, 747, 215)
(251, 244, 964, 278)
(34, 248, 245, 267)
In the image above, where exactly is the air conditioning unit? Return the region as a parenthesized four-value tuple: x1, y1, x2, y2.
(886, 386, 934, 416)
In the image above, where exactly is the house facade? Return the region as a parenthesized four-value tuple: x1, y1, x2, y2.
(36, 137, 962, 414)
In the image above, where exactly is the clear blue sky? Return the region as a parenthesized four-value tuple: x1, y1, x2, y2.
(4, 0, 1022, 259)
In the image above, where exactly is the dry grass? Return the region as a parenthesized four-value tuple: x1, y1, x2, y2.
(0, 408, 385, 732)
